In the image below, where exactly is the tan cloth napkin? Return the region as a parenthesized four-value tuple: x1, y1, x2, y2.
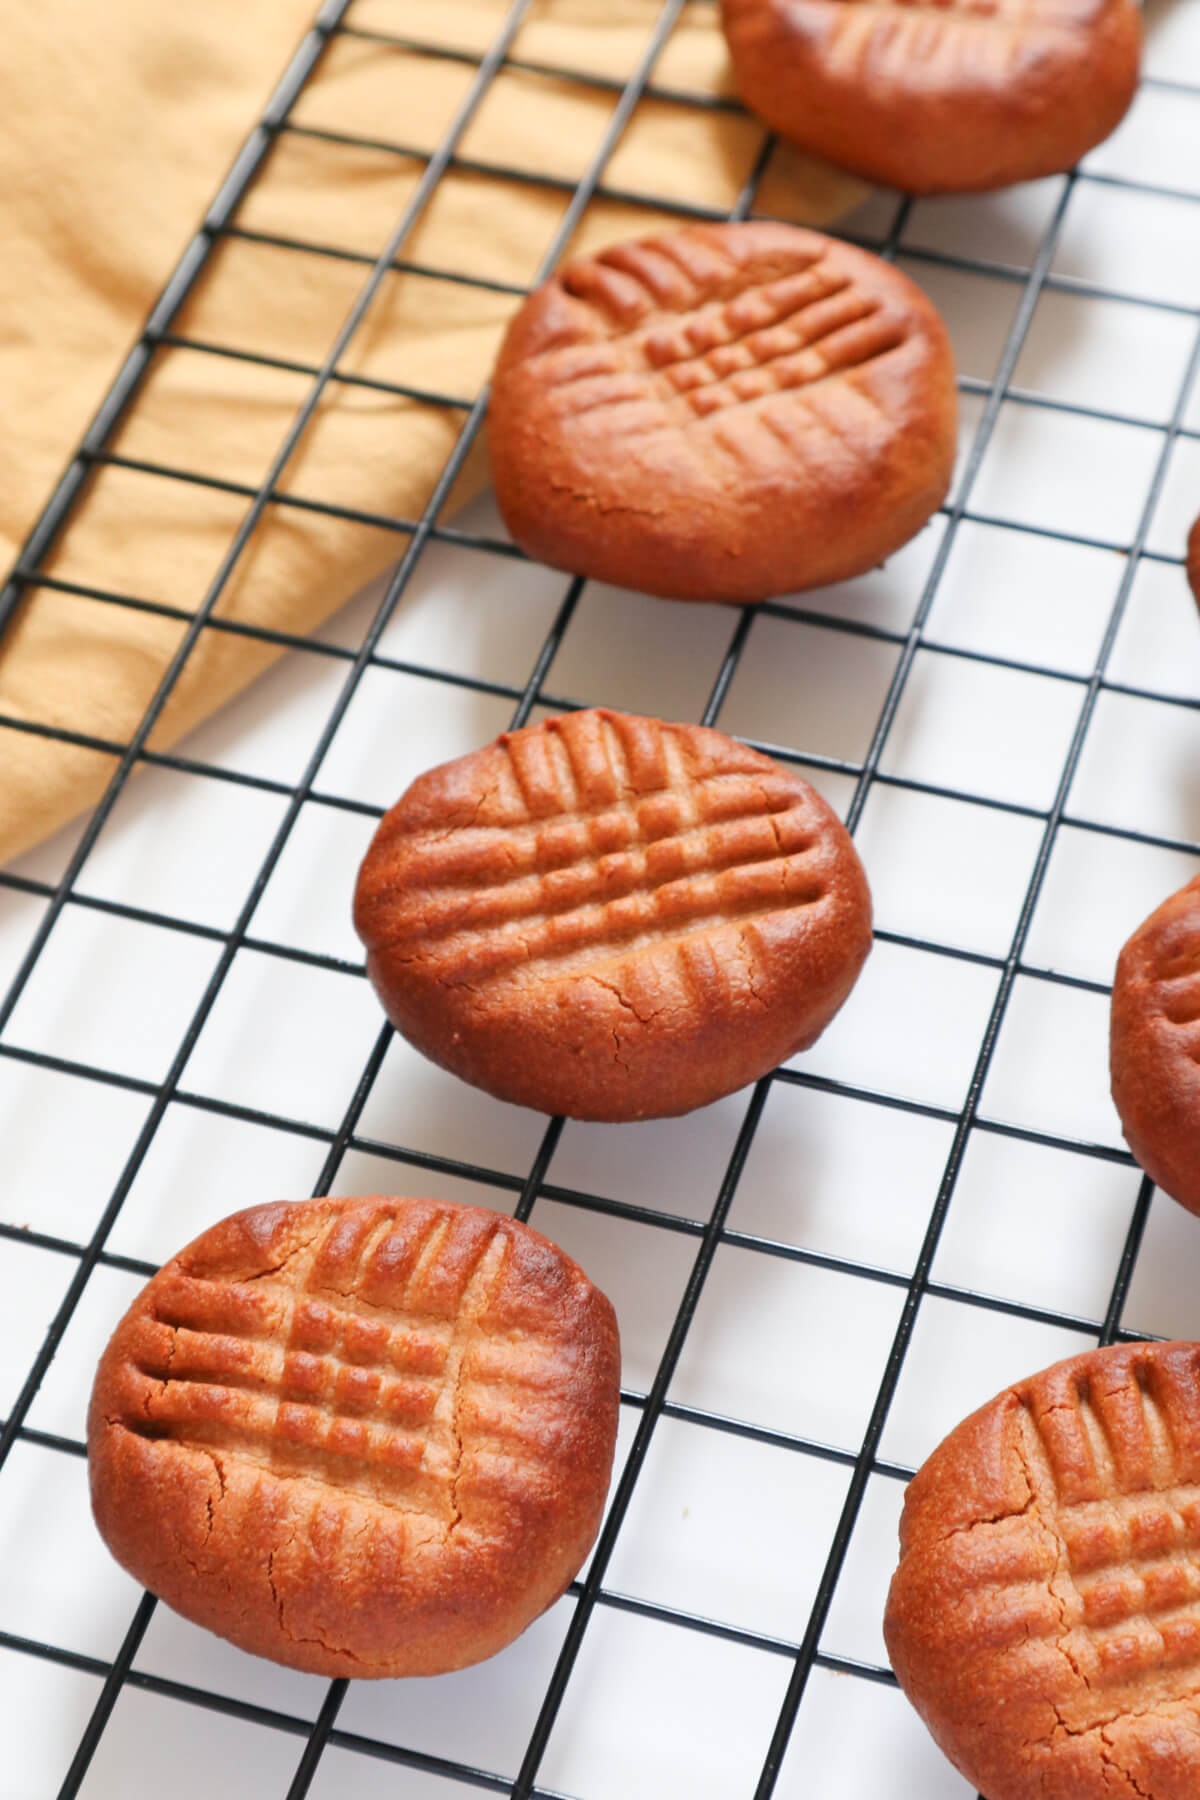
(0, 0, 865, 868)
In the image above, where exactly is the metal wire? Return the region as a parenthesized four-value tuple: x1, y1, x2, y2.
(0, 2, 1197, 1797)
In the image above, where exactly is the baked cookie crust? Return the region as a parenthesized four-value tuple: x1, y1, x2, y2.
(354, 708, 873, 1121)
(887, 1341, 1200, 1799)
(722, 0, 1141, 196)
(487, 222, 956, 601)
(1111, 873, 1200, 1217)
(89, 1195, 621, 1677)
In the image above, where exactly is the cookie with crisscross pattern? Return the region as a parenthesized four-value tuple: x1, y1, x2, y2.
(1112, 873, 1200, 1217)
(722, 0, 1141, 195)
(887, 1341, 1200, 1799)
(487, 222, 956, 601)
(354, 708, 873, 1120)
(89, 1195, 620, 1676)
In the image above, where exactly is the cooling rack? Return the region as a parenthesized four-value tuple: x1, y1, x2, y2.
(3, 0, 1200, 1795)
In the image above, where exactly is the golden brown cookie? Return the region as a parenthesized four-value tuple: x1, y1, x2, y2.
(354, 708, 873, 1121)
(885, 1341, 1200, 1800)
(1187, 514, 1200, 611)
(1111, 873, 1200, 1217)
(88, 1196, 620, 1677)
(487, 222, 956, 601)
(721, 0, 1141, 196)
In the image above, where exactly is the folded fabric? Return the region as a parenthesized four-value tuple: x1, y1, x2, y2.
(0, 0, 865, 868)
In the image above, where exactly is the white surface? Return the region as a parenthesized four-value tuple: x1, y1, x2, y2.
(74, 766, 291, 931)
(314, 664, 514, 808)
(0, 1059, 151, 1244)
(1052, 179, 1200, 312)
(530, 1196, 696, 1396)
(179, 947, 383, 1130)
(1, 28, 1199, 1800)
(878, 646, 1081, 810)
(1144, 0, 1200, 82)
(112, 1103, 331, 1262)
(792, 937, 1002, 1112)
(132, 1602, 329, 1724)
(1012, 284, 1197, 425)
(716, 611, 900, 764)
(1125, 1192, 1200, 1342)
(1146, 430, 1200, 555)
(969, 400, 1164, 546)
(924, 518, 1121, 675)
(24, 1264, 145, 1445)
(820, 1473, 907, 1668)
(337, 1597, 576, 1779)
(179, 643, 354, 787)
(605, 1412, 851, 1642)
(0, 887, 45, 1002)
(774, 517, 945, 634)
(356, 1030, 548, 1174)
(1110, 556, 1200, 700)
(1025, 823, 1200, 985)
(0, 1444, 140, 1662)
(0, 1651, 101, 1799)
(903, 175, 1068, 271)
(548, 1090, 748, 1221)
(879, 1296, 1092, 1471)
(307, 1751, 474, 1800)
(728, 1081, 955, 1273)
(537, 1604, 791, 1800)
(900, 254, 1020, 384)
(932, 1129, 1140, 1322)
(77, 1684, 303, 1799)
(980, 975, 1123, 1149)
(669, 1245, 906, 1451)
(249, 799, 378, 964)
(4, 905, 224, 1084)
(775, 1667, 974, 1799)
(1069, 688, 1200, 845)
(1081, 83, 1200, 195)
(362, 536, 571, 682)
(542, 579, 737, 717)
(855, 781, 1043, 956)
(331, 1146, 517, 1215)
(0, 1241, 74, 1419)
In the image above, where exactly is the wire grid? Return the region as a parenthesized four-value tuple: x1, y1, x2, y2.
(1, 0, 1198, 1795)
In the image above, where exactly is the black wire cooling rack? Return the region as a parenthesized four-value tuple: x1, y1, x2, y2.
(2, 1, 1200, 1795)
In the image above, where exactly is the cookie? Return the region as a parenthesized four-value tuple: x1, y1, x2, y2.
(354, 708, 873, 1121)
(885, 1341, 1200, 1800)
(721, 0, 1141, 196)
(487, 222, 956, 601)
(88, 1196, 620, 1678)
(1111, 873, 1200, 1216)
(1188, 513, 1200, 611)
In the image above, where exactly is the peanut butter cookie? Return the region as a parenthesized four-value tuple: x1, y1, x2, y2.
(722, 0, 1141, 195)
(89, 1196, 620, 1677)
(1111, 873, 1200, 1217)
(487, 222, 956, 601)
(886, 1341, 1200, 1799)
(354, 708, 873, 1120)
